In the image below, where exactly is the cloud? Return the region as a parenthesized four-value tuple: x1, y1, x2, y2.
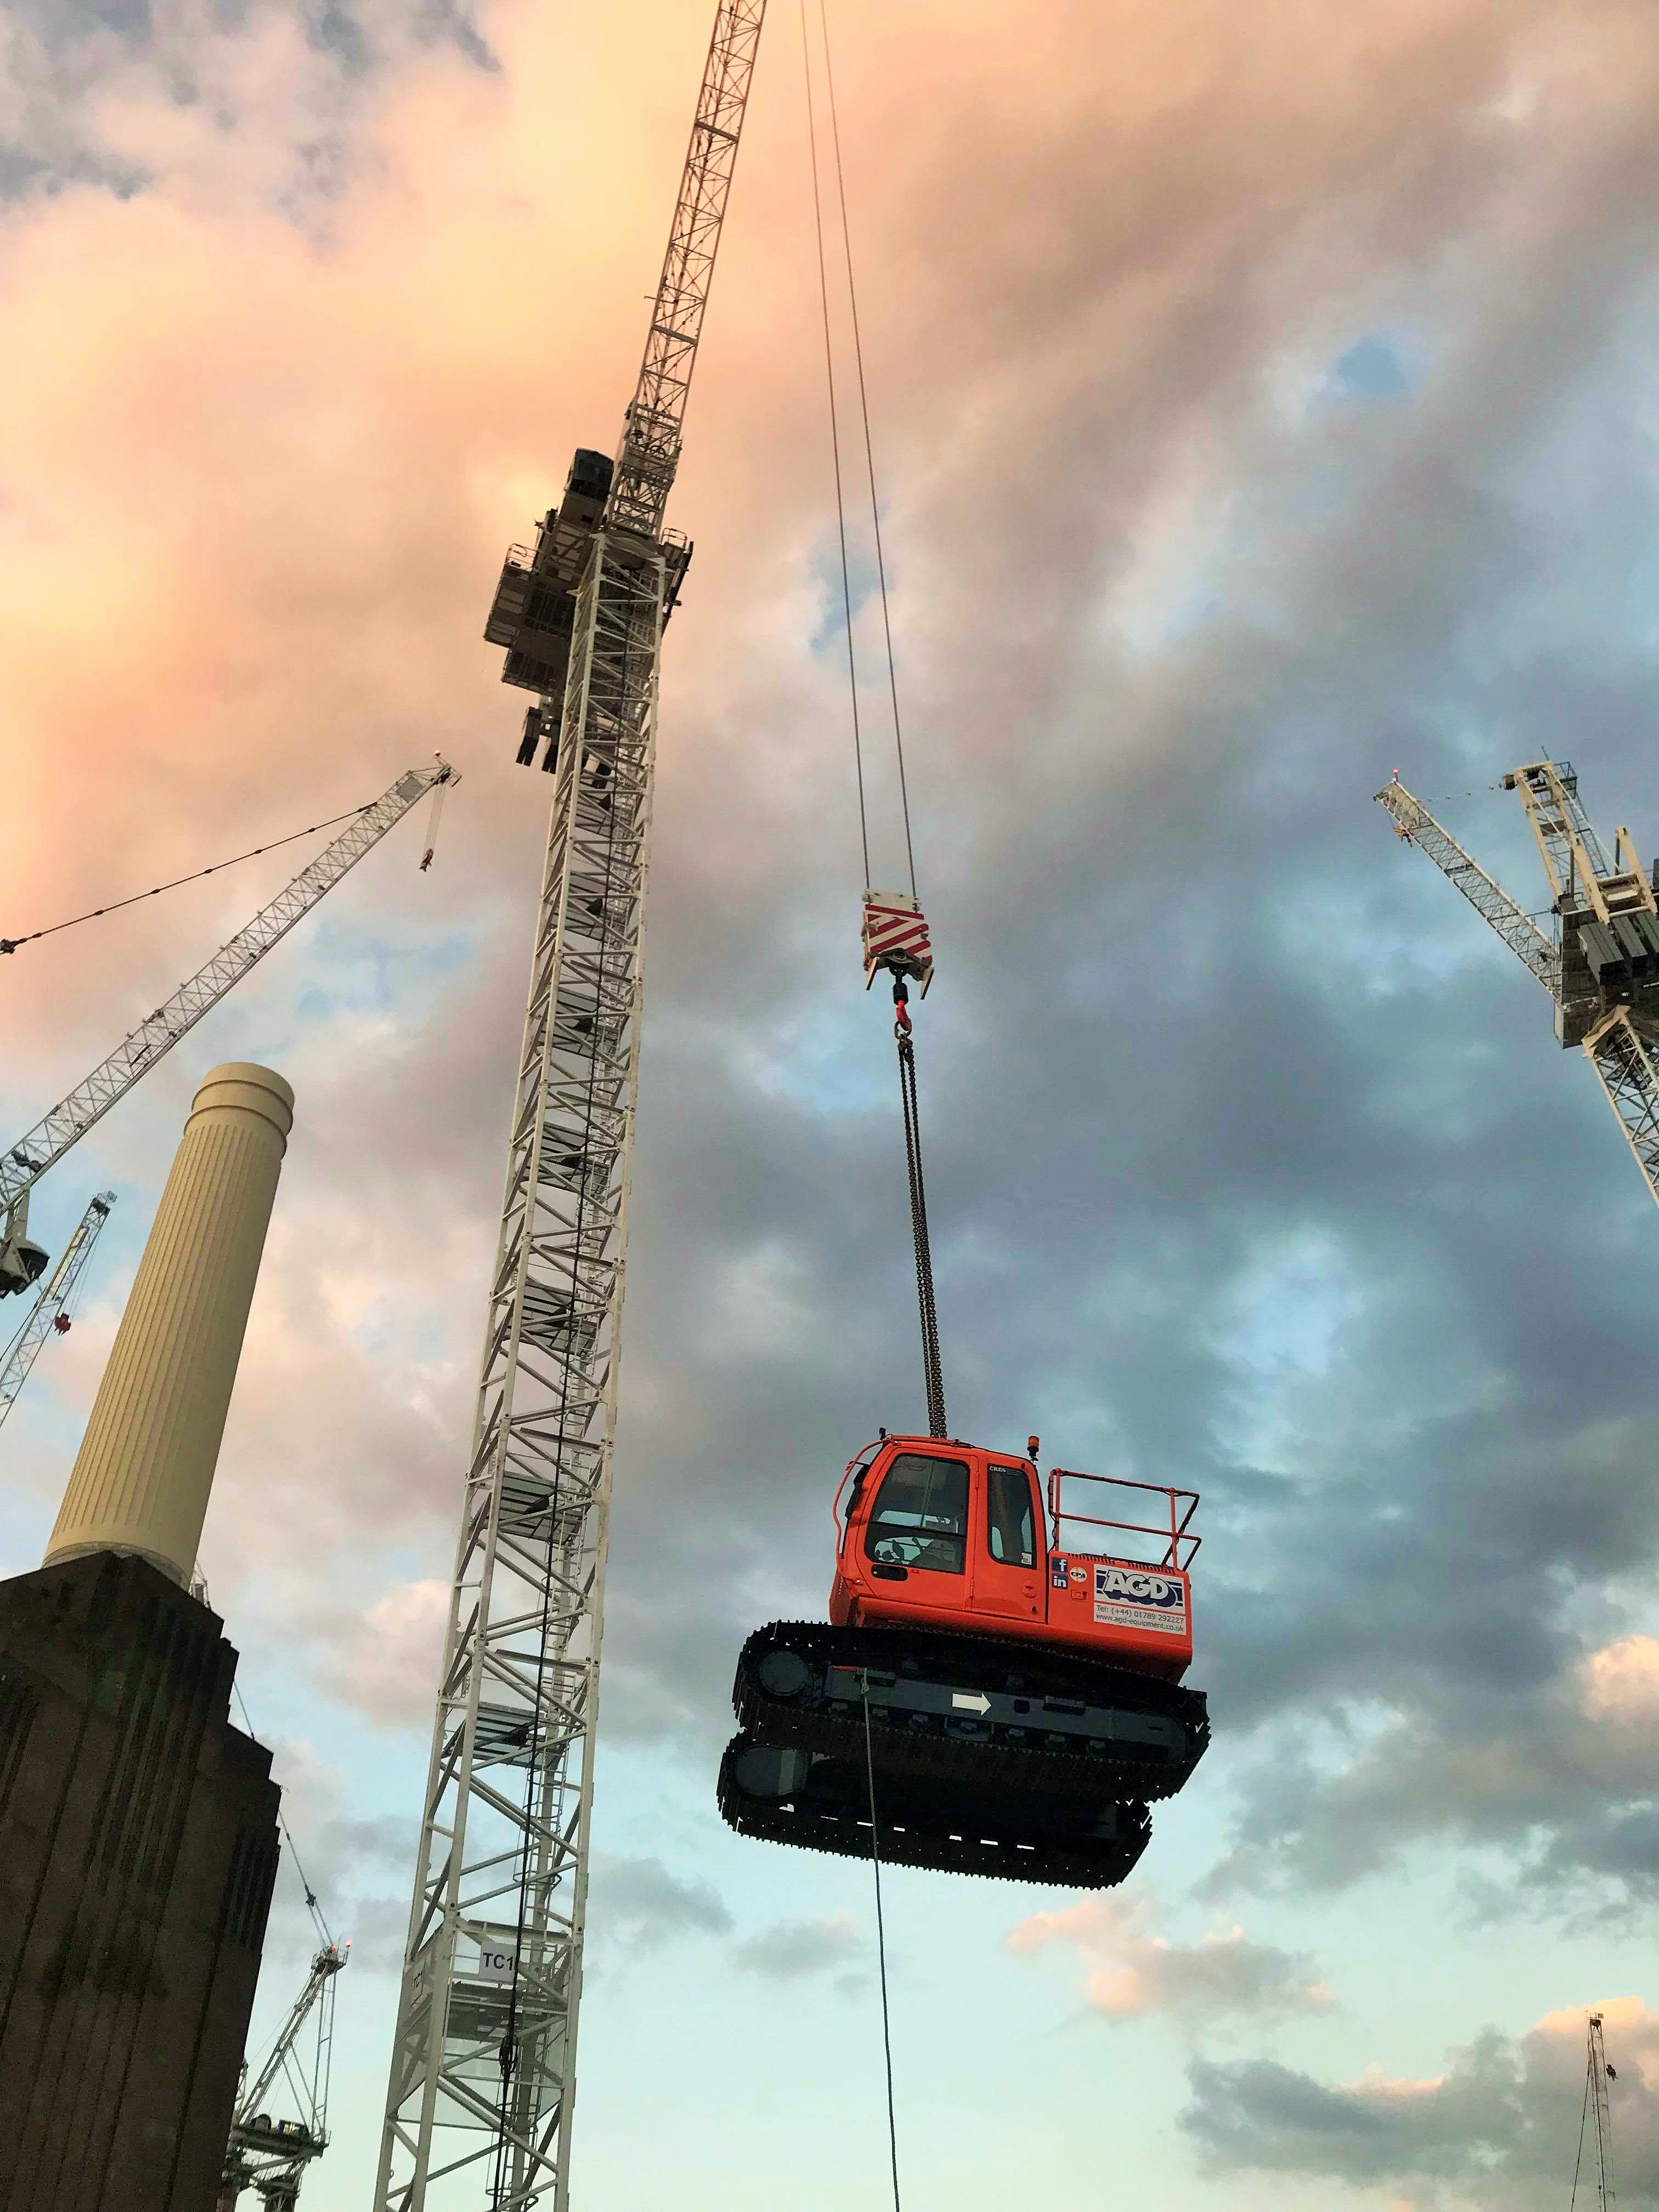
(1204, 1624, 1659, 1907)
(1, 0, 1658, 2043)
(248, 1737, 420, 1973)
(730, 1912, 864, 1985)
(1008, 1892, 1332, 2027)
(309, 1579, 450, 1728)
(586, 1855, 735, 1952)
(1180, 1998, 1659, 2208)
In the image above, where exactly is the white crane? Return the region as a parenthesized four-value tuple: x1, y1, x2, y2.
(0, 758, 454, 1300)
(1378, 760, 1659, 1210)
(0, 1189, 115, 1434)
(376, 9, 766, 2206)
(217, 1942, 348, 2212)
(1572, 2010, 1616, 2210)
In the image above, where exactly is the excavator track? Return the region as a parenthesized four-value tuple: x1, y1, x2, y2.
(717, 1731, 1151, 1889)
(732, 1620, 1208, 1806)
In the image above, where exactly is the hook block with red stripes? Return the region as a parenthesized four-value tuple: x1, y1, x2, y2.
(861, 890, 934, 997)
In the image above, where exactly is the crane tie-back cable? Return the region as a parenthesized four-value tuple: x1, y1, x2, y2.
(0, 803, 379, 955)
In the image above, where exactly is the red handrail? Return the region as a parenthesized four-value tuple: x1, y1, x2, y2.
(1046, 1466, 1201, 1572)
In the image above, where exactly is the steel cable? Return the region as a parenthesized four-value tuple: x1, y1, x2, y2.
(0, 803, 379, 955)
(896, 1029, 946, 1438)
(799, 0, 871, 890)
(816, 0, 917, 900)
(861, 1677, 902, 2212)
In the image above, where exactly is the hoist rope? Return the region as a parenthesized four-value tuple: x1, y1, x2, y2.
(799, 0, 871, 891)
(815, 0, 918, 901)
(896, 1022, 947, 1438)
(860, 1677, 902, 2212)
(0, 803, 378, 955)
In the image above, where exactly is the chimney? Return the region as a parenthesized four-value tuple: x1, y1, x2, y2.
(44, 1061, 294, 1584)
(0, 1062, 293, 2212)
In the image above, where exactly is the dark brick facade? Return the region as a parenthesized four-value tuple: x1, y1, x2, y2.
(0, 1551, 279, 2212)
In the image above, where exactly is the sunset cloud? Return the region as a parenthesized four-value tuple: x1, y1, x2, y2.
(1008, 1891, 1333, 2026)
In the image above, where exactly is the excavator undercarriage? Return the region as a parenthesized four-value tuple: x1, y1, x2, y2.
(718, 1617, 1209, 1890)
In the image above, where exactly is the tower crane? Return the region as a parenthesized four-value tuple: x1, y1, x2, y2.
(375, 8, 766, 2207)
(1575, 2011, 1616, 2210)
(0, 758, 453, 1299)
(1378, 761, 1659, 1210)
(0, 1189, 115, 1434)
(217, 1942, 348, 2212)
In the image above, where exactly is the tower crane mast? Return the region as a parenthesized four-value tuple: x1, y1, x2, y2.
(0, 1189, 115, 1432)
(0, 759, 454, 1298)
(1584, 2010, 1616, 2209)
(376, 9, 766, 2208)
(1378, 763, 1659, 1211)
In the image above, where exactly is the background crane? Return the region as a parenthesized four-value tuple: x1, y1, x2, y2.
(0, 758, 453, 1300)
(375, 8, 766, 2207)
(0, 1189, 115, 1434)
(1572, 2010, 1616, 2210)
(217, 1942, 348, 2212)
(1377, 760, 1659, 1210)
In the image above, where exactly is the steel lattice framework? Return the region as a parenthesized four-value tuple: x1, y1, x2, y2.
(376, 10, 766, 2208)
(0, 1189, 114, 1430)
(1375, 779, 1558, 990)
(1378, 765, 1659, 1213)
(1, 761, 452, 1222)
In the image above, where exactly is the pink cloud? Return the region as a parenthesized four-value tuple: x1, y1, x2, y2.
(1008, 1891, 1333, 2024)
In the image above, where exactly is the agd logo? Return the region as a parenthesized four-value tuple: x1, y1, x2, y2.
(1094, 1564, 1183, 1611)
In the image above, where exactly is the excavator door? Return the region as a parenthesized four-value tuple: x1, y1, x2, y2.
(852, 1442, 972, 1617)
(835, 1437, 1044, 1629)
(974, 1457, 1044, 1623)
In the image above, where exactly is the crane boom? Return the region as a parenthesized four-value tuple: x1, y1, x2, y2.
(219, 1942, 347, 2211)
(1, 760, 452, 1231)
(377, 10, 766, 2207)
(1374, 779, 1557, 991)
(0, 1189, 114, 1431)
(606, 1, 766, 541)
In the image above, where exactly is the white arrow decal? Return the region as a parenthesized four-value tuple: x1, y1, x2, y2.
(951, 1691, 991, 1715)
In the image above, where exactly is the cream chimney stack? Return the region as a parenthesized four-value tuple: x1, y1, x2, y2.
(44, 1063, 294, 1587)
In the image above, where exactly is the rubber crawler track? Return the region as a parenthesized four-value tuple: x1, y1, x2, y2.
(716, 1733, 1151, 1889)
(732, 1620, 1209, 1805)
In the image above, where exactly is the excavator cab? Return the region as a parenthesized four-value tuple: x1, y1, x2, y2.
(831, 1435, 1197, 1680)
(719, 1431, 1208, 1889)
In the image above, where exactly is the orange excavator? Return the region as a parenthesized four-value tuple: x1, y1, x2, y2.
(719, 1427, 1206, 1887)
(718, 713, 1212, 1890)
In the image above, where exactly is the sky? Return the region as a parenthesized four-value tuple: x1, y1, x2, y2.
(2, 0, 1658, 2206)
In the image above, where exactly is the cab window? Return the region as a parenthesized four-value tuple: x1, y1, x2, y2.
(865, 1453, 969, 1574)
(986, 1465, 1035, 1568)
